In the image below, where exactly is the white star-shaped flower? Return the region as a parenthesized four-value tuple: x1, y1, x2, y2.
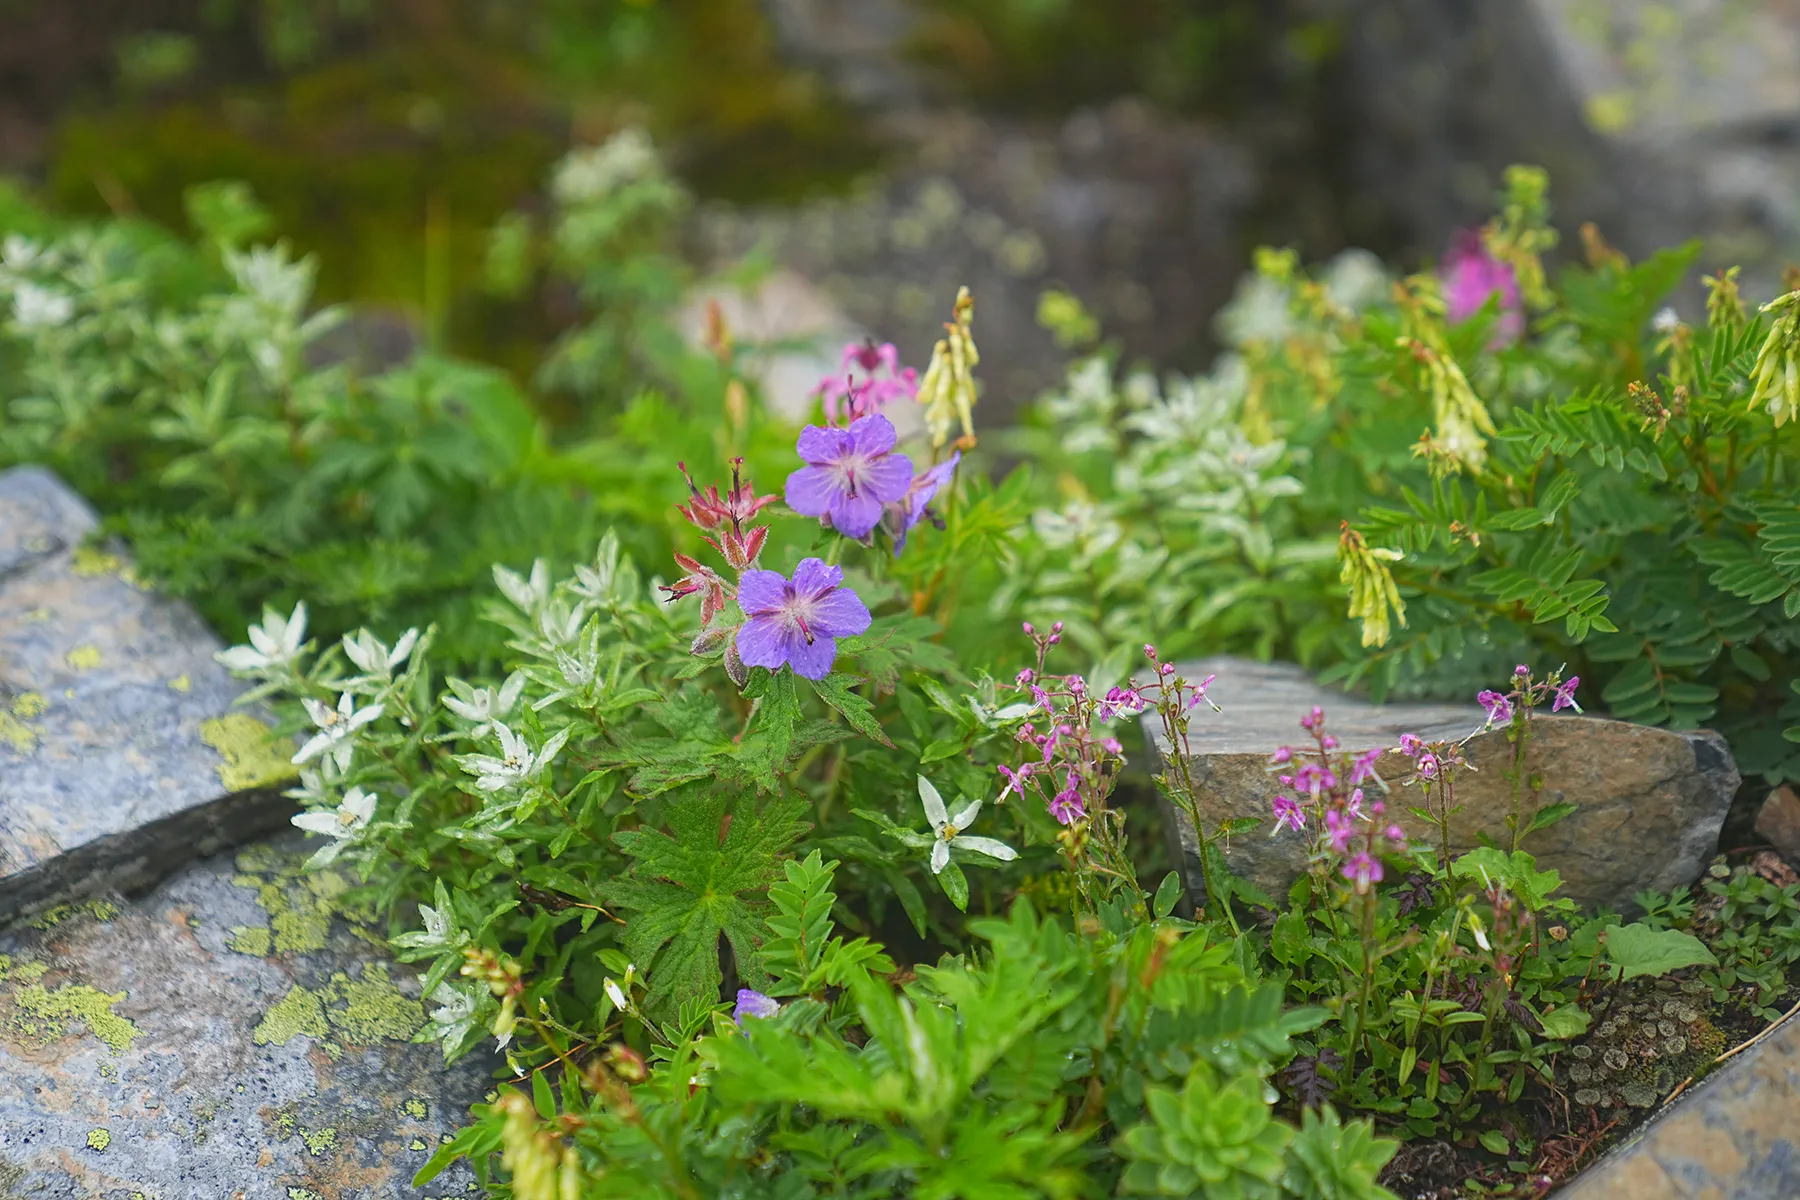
(461, 722, 571, 793)
(289, 786, 377, 865)
(919, 775, 1017, 875)
(292, 691, 384, 772)
(442, 672, 525, 739)
(340, 626, 419, 681)
(216, 601, 308, 674)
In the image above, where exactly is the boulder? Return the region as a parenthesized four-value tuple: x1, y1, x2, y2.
(0, 833, 488, 1198)
(1754, 785, 1800, 865)
(0, 465, 295, 923)
(1145, 657, 1739, 913)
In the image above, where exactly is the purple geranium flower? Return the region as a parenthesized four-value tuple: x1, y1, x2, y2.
(735, 989, 780, 1024)
(888, 451, 961, 554)
(786, 414, 913, 540)
(734, 558, 871, 680)
(1477, 689, 1513, 726)
(1553, 675, 1581, 713)
(1441, 230, 1523, 346)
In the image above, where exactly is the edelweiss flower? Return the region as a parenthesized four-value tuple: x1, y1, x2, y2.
(292, 692, 384, 771)
(290, 786, 377, 865)
(217, 601, 308, 674)
(12, 282, 73, 329)
(919, 775, 1017, 874)
(341, 627, 419, 681)
(462, 722, 571, 793)
(443, 672, 525, 739)
(424, 981, 481, 1055)
(494, 559, 551, 616)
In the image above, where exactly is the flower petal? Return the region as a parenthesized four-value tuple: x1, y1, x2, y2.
(918, 775, 949, 829)
(734, 616, 793, 671)
(951, 835, 1017, 862)
(861, 451, 914, 504)
(789, 557, 844, 595)
(784, 464, 840, 519)
(948, 798, 981, 829)
(847, 413, 897, 456)
(828, 489, 885, 539)
(795, 423, 852, 464)
(785, 633, 836, 680)
(809, 586, 871, 640)
(735, 568, 788, 616)
(930, 839, 950, 874)
(292, 811, 346, 836)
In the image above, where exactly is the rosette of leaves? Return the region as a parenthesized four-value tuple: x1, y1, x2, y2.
(1115, 1063, 1293, 1198)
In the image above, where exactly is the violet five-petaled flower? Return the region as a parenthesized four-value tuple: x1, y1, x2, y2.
(785, 414, 914, 540)
(1343, 851, 1384, 893)
(734, 989, 780, 1024)
(1271, 794, 1305, 834)
(1048, 775, 1085, 826)
(1397, 733, 1424, 758)
(1477, 688, 1514, 726)
(997, 762, 1033, 802)
(888, 450, 961, 554)
(1552, 675, 1582, 713)
(734, 558, 872, 680)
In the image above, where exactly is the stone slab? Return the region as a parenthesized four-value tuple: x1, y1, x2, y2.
(1146, 658, 1739, 913)
(0, 832, 490, 1198)
(1557, 1010, 1800, 1200)
(0, 465, 296, 923)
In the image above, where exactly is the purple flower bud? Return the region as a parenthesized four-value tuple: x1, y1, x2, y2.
(1158, 662, 1174, 676)
(1102, 737, 1123, 755)
(1051, 621, 1064, 634)
(734, 989, 780, 1024)
(1397, 733, 1424, 758)
(1022, 622, 1035, 635)
(1270, 746, 1293, 765)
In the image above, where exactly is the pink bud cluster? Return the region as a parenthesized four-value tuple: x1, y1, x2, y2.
(1265, 705, 1408, 894)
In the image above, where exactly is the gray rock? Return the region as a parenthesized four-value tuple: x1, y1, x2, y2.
(0, 833, 489, 1198)
(1145, 657, 1739, 913)
(0, 466, 295, 924)
(1558, 1010, 1800, 1199)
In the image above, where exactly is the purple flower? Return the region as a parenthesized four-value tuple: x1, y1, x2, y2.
(1349, 747, 1384, 786)
(997, 762, 1033, 802)
(1397, 733, 1423, 759)
(1441, 230, 1522, 346)
(1553, 675, 1582, 713)
(1417, 753, 1440, 780)
(735, 989, 780, 1024)
(1295, 762, 1337, 795)
(734, 558, 872, 680)
(1048, 775, 1084, 825)
(887, 450, 961, 554)
(1346, 788, 1365, 821)
(1272, 794, 1305, 834)
(1269, 746, 1294, 766)
(1099, 686, 1145, 722)
(1325, 809, 1355, 855)
(1384, 824, 1407, 844)
(1342, 852, 1383, 894)
(1477, 689, 1514, 726)
(786, 415, 914, 540)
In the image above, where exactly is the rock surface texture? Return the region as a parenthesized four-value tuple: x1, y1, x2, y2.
(1145, 658, 1739, 913)
(0, 465, 295, 922)
(0, 834, 489, 1198)
(1558, 1010, 1800, 1200)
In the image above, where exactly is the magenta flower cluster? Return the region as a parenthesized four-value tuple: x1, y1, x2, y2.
(1475, 664, 1580, 730)
(1440, 229, 1523, 347)
(1266, 706, 1407, 894)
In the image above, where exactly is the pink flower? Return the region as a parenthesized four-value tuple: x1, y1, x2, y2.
(1417, 753, 1439, 780)
(1296, 762, 1337, 794)
(1048, 777, 1084, 825)
(1101, 737, 1123, 755)
(1272, 794, 1306, 834)
(1397, 733, 1424, 759)
(1346, 788, 1365, 821)
(818, 340, 917, 423)
(1441, 230, 1522, 346)
(1384, 824, 1406, 843)
(1325, 809, 1355, 855)
(1477, 689, 1513, 726)
(1301, 705, 1325, 732)
(1269, 746, 1294, 766)
(1343, 852, 1383, 894)
(1349, 747, 1384, 786)
(1099, 686, 1144, 722)
(1015, 668, 1035, 686)
(997, 762, 1033, 802)
(1553, 675, 1581, 713)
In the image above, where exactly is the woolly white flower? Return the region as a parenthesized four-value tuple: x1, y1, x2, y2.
(919, 775, 1016, 875)
(341, 626, 419, 681)
(424, 981, 481, 1057)
(12, 283, 73, 329)
(292, 691, 384, 771)
(442, 672, 525, 739)
(461, 722, 571, 793)
(217, 602, 308, 674)
(493, 560, 551, 616)
(290, 786, 377, 865)
(531, 634, 602, 712)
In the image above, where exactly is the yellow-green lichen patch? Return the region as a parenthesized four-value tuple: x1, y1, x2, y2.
(272, 909, 329, 955)
(65, 644, 103, 671)
(6, 983, 142, 1054)
(199, 714, 298, 792)
(71, 545, 123, 577)
(287, 1189, 322, 1200)
(410, 1138, 427, 1151)
(228, 926, 272, 956)
(168, 674, 191, 692)
(322, 963, 423, 1045)
(0, 701, 40, 754)
(300, 1125, 337, 1156)
(11, 692, 47, 719)
(0, 955, 50, 984)
(401, 1096, 428, 1119)
(86, 1128, 111, 1151)
(253, 985, 328, 1046)
(28, 897, 121, 930)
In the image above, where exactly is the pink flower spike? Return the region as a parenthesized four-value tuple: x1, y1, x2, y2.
(1440, 229, 1523, 347)
(1342, 852, 1384, 894)
(1553, 675, 1582, 713)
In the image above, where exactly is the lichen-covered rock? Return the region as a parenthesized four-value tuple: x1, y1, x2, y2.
(0, 466, 296, 923)
(1559, 1008, 1800, 1199)
(0, 833, 490, 1198)
(1145, 657, 1740, 913)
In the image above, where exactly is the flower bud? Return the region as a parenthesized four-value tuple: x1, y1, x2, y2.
(604, 1042, 649, 1084)
(1051, 621, 1064, 633)
(1022, 622, 1035, 634)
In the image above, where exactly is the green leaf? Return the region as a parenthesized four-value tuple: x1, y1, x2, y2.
(808, 673, 893, 747)
(1450, 848, 1562, 910)
(1537, 1006, 1589, 1040)
(602, 790, 811, 1018)
(1526, 801, 1580, 833)
(531, 1069, 556, 1121)
(937, 860, 970, 911)
(1479, 1130, 1509, 1155)
(1152, 871, 1183, 919)
(1603, 923, 1716, 981)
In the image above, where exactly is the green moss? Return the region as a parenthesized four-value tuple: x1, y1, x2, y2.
(252, 985, 328, 1046)
(0, 955, 48, 984)
(71, 546, 123, 577)
(27, 897, 121, 930)
(7, 984, 141, 1053)
(86, 1128, 111, 1151)
(228, 926, 273, 956)
(199, 714, 298, 791)
(322, 963, 423, 1044)
(287, 1188, 322, 1200)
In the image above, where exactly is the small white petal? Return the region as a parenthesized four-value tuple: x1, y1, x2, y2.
(292, 733, 332, 765)
(918, 776, 949, 831)
(929, 839, 950, 874)
(388, 628, 420, 669)
(951, 835, 1017, 862)
(215, 646, 269, 672)
(292, 811, 346, 836)
(948, 799, 981, 830)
